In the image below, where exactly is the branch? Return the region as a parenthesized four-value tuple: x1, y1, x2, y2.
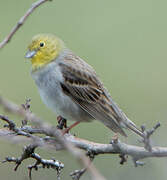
(0, 95, 164, 179)
(0, 122, 165, 162)
(0, 0, 51, 49)
(0, 120, 167, 170)
(3, 144, 64, 180)
(0, 96, 106, 180)
(0, 97, 163, 164)
(66, 135, 167, 163)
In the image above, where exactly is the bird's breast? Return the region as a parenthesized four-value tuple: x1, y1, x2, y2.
(31, 62, 92, 122)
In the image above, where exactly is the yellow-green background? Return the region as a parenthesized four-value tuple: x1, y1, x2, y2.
(0, 0, 167, 179)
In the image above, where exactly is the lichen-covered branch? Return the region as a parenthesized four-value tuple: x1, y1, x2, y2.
(3, 144, 64, 180)
(0, 96, 106, 180)
(0, 96, 165, 179)
(0, 122, 166, 166)
(0, 97, 166, 177)
(66, 134, 167, 164)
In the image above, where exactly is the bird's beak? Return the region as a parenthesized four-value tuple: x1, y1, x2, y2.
(25, 50, 37, 59)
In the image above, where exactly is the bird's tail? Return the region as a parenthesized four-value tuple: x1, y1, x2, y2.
(125, 118, 145, 138)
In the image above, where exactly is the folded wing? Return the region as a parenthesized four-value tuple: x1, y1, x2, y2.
(58, 53, 128, 136)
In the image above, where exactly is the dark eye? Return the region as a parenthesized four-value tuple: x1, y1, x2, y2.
(40, 42, 45, 47)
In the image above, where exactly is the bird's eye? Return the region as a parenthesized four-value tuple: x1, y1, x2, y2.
(40, 42, 45, 47)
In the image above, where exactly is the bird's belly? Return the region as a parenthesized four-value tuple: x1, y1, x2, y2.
(33, 70, 92, 122)
(39, 86, 92, 122)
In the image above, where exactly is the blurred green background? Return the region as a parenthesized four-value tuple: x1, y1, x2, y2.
(0, 0, 167, 179)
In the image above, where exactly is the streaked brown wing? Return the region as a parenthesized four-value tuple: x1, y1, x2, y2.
(58, 54, 127, 136)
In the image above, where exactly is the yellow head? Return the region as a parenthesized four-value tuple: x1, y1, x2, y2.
(25, 34, 64, 70)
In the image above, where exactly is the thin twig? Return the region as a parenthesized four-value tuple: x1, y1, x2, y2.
(2, 144, 64, 180)
(140, 123, 160, 151)
(70, 151, 95, 180)
(0, 96, 106, 180)
(0, 0, 51, 49)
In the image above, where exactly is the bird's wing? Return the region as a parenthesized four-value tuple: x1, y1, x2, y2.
(58, 53, 127, 136)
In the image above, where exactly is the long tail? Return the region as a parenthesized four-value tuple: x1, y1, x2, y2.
(104, 91, 145, 138)
(125, 118, 145, 138)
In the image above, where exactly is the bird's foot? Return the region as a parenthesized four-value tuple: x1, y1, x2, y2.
(57, 116, 67, 130)
(57, 116, 81, 135)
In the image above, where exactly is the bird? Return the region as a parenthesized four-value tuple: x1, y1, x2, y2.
(25, 34, 144, 138)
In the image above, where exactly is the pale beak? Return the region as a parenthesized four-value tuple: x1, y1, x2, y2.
(25, 50, 37, 58)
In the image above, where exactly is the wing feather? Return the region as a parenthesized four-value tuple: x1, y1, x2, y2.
(59, 53, 127, 136)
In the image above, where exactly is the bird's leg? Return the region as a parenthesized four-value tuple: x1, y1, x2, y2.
(57, 116, 80, 134)
(57, 116, 67, 129)
(62, 121, 81, 135)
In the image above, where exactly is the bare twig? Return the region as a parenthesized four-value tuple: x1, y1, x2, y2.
(1, 125, 167, 163)
(21, 98, 31, 126)
(3, 144, 64, 180)
(70, 168, 87, 180)
(141, 123, 161, 151)
(119, 154, 128, 165)
(65, 134, 167, 161)
(70, 151, 95, 180)
(0, 96, 106, 180)
(0, 96, 166, 178)
(0, 0, 51, 49)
